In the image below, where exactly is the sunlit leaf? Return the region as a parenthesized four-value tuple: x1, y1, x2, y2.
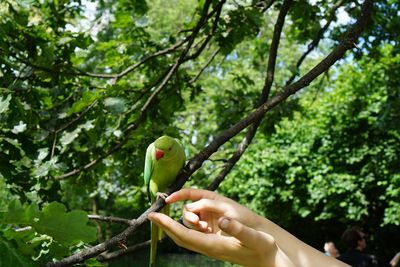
(0, 94, 11, 114)
(34, 202, 97, 246)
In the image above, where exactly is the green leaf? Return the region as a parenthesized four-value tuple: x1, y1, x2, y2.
(59, 120, 95, 152)
(59, 129, 81, 147)
(33, 202, 96, 246)
(11, 121, 27, 134)
(104, 97, 126, 114)
(0, 94, 11, 114)
(1, 200, 38, 225)
(67, 90, 102, 117)
(2, 226, 38, 258)
(113, 12, 133, 28)
(216, 7, 262, 55)
(84, 258, 107, 267)
(0, 236, 37, 267)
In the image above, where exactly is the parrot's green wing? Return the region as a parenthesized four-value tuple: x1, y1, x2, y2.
(174, 138, 186, 163)
(144, 142, 155, 202)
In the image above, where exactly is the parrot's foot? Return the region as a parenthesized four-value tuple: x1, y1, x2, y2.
(156, 192, 169, 201)
(117, 240, 128, 250)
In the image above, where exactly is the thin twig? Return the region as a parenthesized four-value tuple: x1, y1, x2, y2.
(109, 39, 188, 84)
(261, 0, 276, 13)
(189, 48, 220, 84)
(55, 100, 99, 134)
(122, 74, 168, 117)
(50, 132, 58, 160)
(185, 0, 225, 61)
(208, 0, 293, 190)
(13, 226, 33, 232)
(285, 0, 346, 86)
(49, 100, 98, 160)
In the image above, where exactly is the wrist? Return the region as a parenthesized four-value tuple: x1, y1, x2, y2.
(257, 237, 295, 267)
(251, 213, 277, 234)
(273, 246, 296, 267)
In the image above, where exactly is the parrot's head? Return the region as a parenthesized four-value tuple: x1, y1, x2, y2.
(154, 135, 178, 161)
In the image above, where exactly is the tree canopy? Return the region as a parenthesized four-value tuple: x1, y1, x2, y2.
(0, 0, 399, 266)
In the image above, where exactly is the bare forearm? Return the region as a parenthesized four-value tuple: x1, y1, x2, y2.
(253, 214, 350, 267)
(390, 252, 400, 267)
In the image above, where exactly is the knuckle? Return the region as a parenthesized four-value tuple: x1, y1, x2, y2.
(197, 198, 210, 207)
(229, 220, 243, 236)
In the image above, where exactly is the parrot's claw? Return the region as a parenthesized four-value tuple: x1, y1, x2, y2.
(156, 192, 169, 201)
(117, 240, 128, 250)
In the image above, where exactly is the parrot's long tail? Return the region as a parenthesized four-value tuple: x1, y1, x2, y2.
(150, 221, 158, 267)
(149, 205, 169, 267)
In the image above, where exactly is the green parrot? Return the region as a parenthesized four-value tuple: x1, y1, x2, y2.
(144, 135, 186, 267)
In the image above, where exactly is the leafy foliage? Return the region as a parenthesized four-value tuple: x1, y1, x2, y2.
(0, 188, 96, 263)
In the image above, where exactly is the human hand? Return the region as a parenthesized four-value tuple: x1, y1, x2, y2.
(148, 188, 294, 267)
(169, 188, 260, 234)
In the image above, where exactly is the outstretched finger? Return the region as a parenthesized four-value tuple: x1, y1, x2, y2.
(166, 188, 219, 204)
(148, 212, 221, 254)
(148, 212, 187, 244)
(184, 198, 228, 215)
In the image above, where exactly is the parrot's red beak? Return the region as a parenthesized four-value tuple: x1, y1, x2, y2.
(155, 149, 164, 161)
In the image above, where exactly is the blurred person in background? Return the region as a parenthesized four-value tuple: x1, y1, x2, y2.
(325, 241, 340, 258)
(337, 226, 400, 267)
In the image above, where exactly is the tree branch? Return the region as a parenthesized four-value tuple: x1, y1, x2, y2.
(285, 0, 346, 86)
(208, 0, 292, 190)
(185, 0, 225, 61)
(96, 240, 151, 262)
(46, 0, 372, 265)
(88, 215, 133, 226)
(174, 0, 372, 199)
(189, 48, 220, 84)
(263, 0, 276, 12)
(208, 0, 348, 190)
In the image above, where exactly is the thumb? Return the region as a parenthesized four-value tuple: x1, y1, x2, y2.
(218, 217, 275, 249)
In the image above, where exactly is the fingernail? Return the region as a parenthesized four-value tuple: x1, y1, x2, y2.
(186, 203, 194, 209)
(219, 217, 230, 230)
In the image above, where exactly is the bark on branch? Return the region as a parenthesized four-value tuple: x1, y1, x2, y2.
(88, 215, 133, 226)
(96, 240, 151, 262)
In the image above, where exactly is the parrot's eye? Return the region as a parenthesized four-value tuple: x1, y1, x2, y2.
(168, 147, 172, 151)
